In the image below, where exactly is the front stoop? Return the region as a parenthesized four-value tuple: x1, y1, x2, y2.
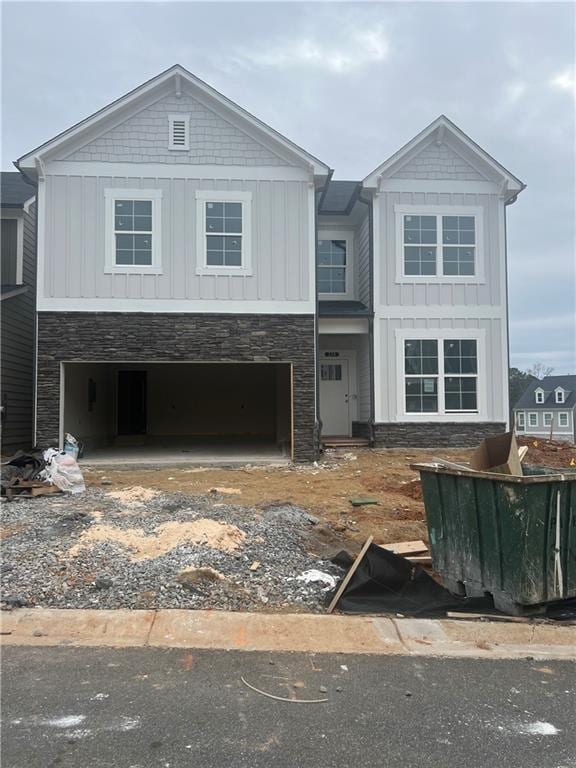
(2, 610, 575, 659)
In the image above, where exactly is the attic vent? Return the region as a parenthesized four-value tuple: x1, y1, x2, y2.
(168, 114, 190, 150)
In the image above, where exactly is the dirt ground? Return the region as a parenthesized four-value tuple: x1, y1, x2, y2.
(82, 448, 475, 550)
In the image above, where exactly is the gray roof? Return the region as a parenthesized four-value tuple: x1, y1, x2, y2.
(319, 180, 359, 214)
(1, 172, 36, 208)
(318, 300, 371, 317)
(514, 375, 576, 410)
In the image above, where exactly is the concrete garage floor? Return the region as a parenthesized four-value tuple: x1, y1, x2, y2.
(81, 438, 289, 467)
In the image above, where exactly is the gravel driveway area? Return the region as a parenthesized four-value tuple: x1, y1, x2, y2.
(1, 487, 344, 612)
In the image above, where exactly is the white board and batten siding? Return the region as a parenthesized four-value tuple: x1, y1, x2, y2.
(372, 183, 509, 425)
(39, 172, 315, 313)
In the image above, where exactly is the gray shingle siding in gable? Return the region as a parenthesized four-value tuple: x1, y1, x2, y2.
(391, 141, 486, 181)
(63, 93, 294, 166)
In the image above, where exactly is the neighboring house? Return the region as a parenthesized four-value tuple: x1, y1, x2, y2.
(1, 172, 37, 454)
(513, 375, 576, 443)
(15, 65, 524, 461)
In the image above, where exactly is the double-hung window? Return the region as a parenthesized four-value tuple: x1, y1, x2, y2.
(105, 189, 162, 274)
(404, 338, 479, 415)
(558, 412, 569, 428)
(516, 412, 525, 429)
(196, 191, 252, 275)
(397, 206, 482, 281)
(543, 412, 553, 427)
(528, 412, 538, 428)
(317, 233, 353, 296)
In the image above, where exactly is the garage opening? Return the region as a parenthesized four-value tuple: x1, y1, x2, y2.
(62, 362, 292, 464)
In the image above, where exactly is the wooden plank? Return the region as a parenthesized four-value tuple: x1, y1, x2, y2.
(380, 540, 428, 556)
(406, 555, 432, 564)
(327, 535, 374, 614)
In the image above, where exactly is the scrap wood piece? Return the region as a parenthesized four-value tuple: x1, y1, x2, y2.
(240, 677, 328, 704)
(327, 535, 374, 614)
(380, 540, 428, 556)
(446, 611, 532, 624)
(349, 497, 379, 507)
(406, 555, 432, 564)
(518, 446, 529, 462)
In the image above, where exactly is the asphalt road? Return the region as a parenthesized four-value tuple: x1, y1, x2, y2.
(2, 647, 575, 768)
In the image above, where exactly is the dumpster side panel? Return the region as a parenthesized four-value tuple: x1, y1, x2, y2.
(418, 466, 576, 611)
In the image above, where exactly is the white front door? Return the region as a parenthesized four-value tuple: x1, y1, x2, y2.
(320, 358, 350, 436)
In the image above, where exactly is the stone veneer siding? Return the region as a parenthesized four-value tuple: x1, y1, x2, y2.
(353, 421, 506, 448)
(36, 313, 317, 462)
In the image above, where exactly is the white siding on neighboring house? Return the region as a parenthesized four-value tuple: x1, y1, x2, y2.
(39, 173, 315, 311)
(62, 93, 295, 167)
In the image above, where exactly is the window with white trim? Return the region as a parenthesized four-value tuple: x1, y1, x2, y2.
(555, 388, 565, 404)
(535, 389, 545, 404)
(516, 412, 525, 429)
(318, 240, 347, 293)
(528, 412, 538, 427)
(104, 189, 162, 274)
(403, 214, 476, 277)
(168, 114, 190, 150)
(404, 338, 478, 414)
(196, 191, 252, 275)
(543, 412, 553, 427)
(558, 412, 569, 428)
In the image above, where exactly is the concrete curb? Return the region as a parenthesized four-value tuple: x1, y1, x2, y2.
(1, 609, 575, 660)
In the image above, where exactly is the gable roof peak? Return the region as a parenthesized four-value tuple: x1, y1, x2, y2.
(362, 114, 525, 198)
(16, 64, 330, 178)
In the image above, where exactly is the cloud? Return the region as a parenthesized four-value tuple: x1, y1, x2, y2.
(511, 313, 576, 333)
(227, 24, 389, 74)
(550, 69, 575, 92)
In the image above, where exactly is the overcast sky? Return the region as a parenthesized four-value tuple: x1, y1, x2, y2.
(2, 1, 574, 373)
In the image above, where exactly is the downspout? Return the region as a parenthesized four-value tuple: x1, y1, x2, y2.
(314, 168, 334, 454)
(357, 188, 375, 446)
(503, 185, 525, 431)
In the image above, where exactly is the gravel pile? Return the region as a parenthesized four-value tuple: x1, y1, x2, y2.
(0, 488, 344, 612)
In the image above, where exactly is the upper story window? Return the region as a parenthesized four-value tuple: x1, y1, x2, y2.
(404, 338, 478, 415)
(168, 114, 190, 150)
(555, 388, 565, 404)
(395, 205, 483, 283)
(535, 388, 545, 404)
(317, 232, 353, 298)
(0, 216, 23, 285)
(104, 189, 162, 274)
(318, 240, 346, 293)
(195, 190, 252, 276)
(403, 214, 475, 277)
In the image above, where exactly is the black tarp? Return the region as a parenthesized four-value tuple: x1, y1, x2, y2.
(329, 544, 576, 620)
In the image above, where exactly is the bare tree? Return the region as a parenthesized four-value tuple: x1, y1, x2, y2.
(526, 362, 554, 380)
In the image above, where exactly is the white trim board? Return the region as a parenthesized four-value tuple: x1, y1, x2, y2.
(44, 161, 313, 182)
(37, 298, 316, 314)
(375, 306, 505, 319)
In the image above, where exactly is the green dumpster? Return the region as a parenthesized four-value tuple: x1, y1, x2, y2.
(412, 463, 576, 615)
